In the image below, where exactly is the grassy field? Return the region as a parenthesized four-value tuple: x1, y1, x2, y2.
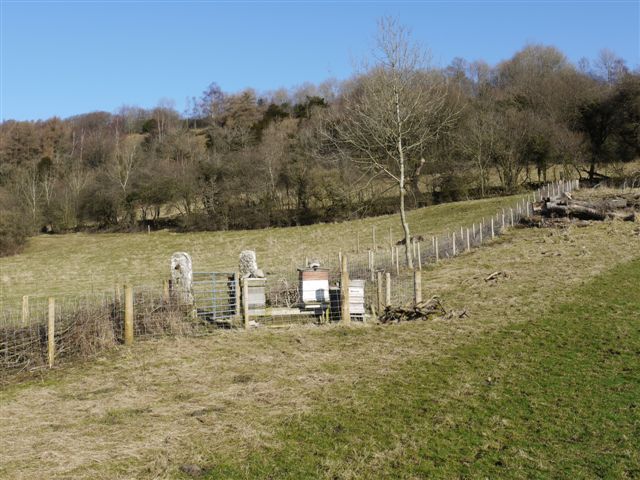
(1, 218, 638, 479)
(0, 194, 524, 307)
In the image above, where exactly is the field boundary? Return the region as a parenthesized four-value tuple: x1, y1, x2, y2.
(0, 181, 580, 382)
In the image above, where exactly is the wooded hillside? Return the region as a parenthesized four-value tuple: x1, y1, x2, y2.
(0, 44, 638, 256)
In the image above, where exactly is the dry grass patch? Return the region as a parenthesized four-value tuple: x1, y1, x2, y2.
(0, 221, 638, 479)
(0, 195, 524, 308)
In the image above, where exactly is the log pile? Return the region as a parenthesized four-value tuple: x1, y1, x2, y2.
(526, 192, 638, 226)
(379, 296, 447, 324)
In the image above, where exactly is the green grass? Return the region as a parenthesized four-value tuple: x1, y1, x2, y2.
(0, 194, 523, 307)
(201, 257, 640, 479)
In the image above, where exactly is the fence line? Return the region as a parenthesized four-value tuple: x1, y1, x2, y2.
(1, 180, 581, 380)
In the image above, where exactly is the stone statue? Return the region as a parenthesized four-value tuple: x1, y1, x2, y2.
(239, 250, 264, 278)
(170, 252, 193, 303)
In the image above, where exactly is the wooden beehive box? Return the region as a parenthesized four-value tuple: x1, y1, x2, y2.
(246, 277, 266, 315)
(349, 279, 366, 315)
(298, 267, 330, 307)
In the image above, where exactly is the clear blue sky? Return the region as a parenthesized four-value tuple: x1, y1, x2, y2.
(1, 1, 638, 121)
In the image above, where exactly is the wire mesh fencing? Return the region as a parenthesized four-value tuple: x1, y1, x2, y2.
(1, 180, 579, 380)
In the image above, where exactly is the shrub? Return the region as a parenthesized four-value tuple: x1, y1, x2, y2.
(0, 210, 29, 257)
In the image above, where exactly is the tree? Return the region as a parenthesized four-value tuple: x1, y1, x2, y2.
(325, 17, 457, 267)
(458, 104, 499, 196)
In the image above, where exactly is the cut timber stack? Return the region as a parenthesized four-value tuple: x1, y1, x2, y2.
(530, 193, 638, 224)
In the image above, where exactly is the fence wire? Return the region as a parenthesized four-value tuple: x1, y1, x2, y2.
(1, 180, 579, 380)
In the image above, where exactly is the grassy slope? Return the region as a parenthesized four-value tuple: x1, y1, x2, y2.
(0, 194, 523, 306)
(1, 221, 638, 479)
(207, 257, 640, 479)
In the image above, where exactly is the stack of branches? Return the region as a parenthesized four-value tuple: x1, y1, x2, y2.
(379, 296, 448, 324)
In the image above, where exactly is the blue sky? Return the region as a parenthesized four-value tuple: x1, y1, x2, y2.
(1, 1, 638, 121)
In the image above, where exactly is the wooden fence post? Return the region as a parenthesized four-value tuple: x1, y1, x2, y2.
(22, 295, 29, 325)
(385, 272, 391, 307)
(510, 208, 514, 226)
(491, 218, 495, 238)
(370, 250, 375, 282)
(242, 278, 249, 329)
(124, 286, 134, 346)
(47, 297, 55, 368)
(388, 226, 393, 251)
(162, 280, 170, 303)
(340, 255, 350, 324)
(466, 228, 471, 252)
(413, 270, 422, 305)
(452, 232, 457, 256)
(376, 271, 383, 313)
(417, 241, 422, 270)
(479, 222, 483, 243)
(395, 247, 400, 275)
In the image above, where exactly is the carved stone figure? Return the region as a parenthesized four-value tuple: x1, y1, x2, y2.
(239, 250, 264, 278)
(170, 252, 193, 303)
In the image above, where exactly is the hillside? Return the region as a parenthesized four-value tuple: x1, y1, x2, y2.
(0, 194, 524, 307)
(1, 216, 638, 478)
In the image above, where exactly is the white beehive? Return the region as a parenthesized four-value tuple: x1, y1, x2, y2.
(298, 267, 330, 307)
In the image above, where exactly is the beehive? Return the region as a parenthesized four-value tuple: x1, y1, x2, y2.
(298, 267, 330, 307)
(348, 279, 366, 315)
(245, 277, 266, 315)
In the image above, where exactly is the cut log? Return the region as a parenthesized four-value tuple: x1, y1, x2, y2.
(543, 203, 606, 221)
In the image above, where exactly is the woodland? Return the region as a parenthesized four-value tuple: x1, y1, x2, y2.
(1, 39, 638, 256)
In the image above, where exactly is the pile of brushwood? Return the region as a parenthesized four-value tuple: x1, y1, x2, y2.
(522, 191, 639, 228)
(379, 296, 453, 324)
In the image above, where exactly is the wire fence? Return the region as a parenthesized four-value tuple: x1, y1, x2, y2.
(0, 180, 579, 382)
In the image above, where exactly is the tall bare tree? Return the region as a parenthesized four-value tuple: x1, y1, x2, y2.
(326, 17, 457, 267)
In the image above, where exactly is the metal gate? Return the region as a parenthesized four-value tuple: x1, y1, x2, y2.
(192, 272, 238, 322)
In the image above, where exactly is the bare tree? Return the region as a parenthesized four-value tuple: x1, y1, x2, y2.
(109, 131, 141, 197)
(458, 106, 498, 197)
(326, 17, 457, 267)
